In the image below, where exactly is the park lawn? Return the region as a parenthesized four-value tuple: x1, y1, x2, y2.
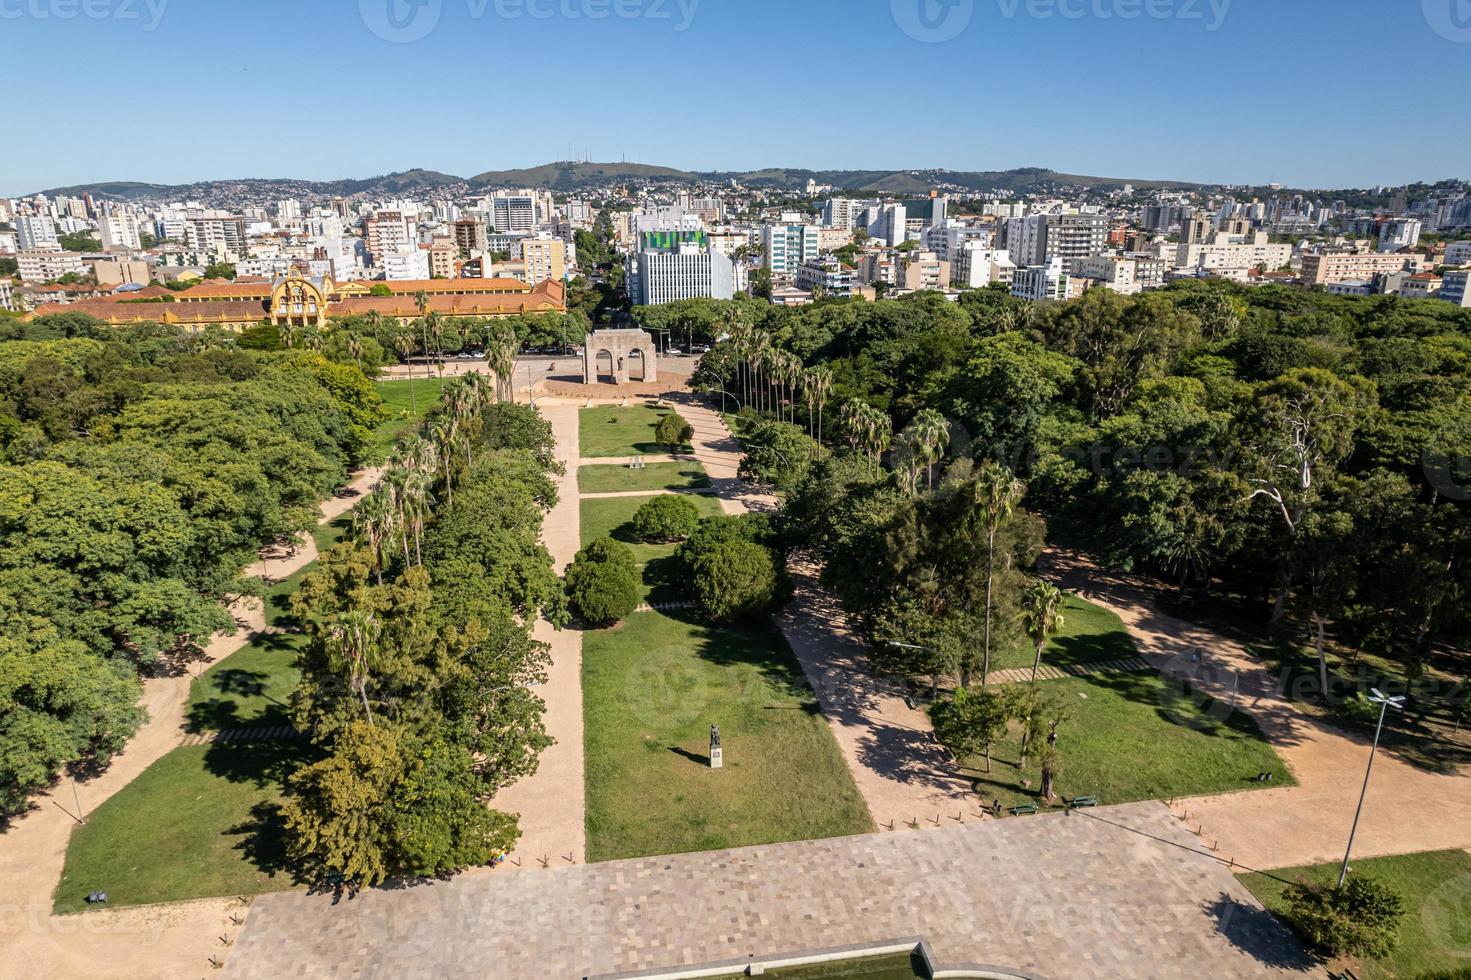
(579, 404, 687, 457)
(578, 461, 711, 494)
(955, 671, 1294, 810)
(1240, 849, 1471, 979)
(580, 494, 727, 602)
(188, 563, 314, 731)
(53, 741, 303, 912)
(582, 611, 874, 862)
(989, 593, 1138, 674)
(371, 376, 449, 456)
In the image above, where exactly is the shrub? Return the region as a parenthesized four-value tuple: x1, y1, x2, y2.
(565, 537, 640, 626)
(737, 418, 819, 489)
(692, 539, 779, 623)
(1282, 874, 1404, 960)
(630, 494, 701, 542)
(655, 413, 693, 451)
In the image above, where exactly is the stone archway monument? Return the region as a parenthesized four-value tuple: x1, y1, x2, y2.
(583, 328, 658, 385)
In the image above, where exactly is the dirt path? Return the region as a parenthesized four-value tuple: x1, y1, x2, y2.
(1041, 549, 1471, 871)
(0, 467, 382, 980)
(670, 399, 980, 830)
(483, 402, 586, 870)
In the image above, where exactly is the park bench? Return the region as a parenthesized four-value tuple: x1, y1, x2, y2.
(1009, 803, 1039, 816)
(1068, 795, 1098, 809)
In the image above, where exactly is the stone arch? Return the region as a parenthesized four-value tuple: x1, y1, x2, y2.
(594, 349, 615, 384)
(627, 347, 649, 382)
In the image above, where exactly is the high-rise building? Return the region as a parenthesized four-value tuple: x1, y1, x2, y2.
(364, 210, 417, 265)
(628, 240, 734, 305)
(98, 214, 141, 251)
(16, 215, 59, 251)
(1378, 217, 1422, 253)
(822, 198, 858, 230)
(763, 223, 821, 276)
(184, 213, 248, 257)
(520, 236, 567, 284)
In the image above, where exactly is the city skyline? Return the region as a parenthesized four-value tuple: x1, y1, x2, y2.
(1, 0, 1469, 194)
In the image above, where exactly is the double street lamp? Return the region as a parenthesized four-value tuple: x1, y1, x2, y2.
(1336, 687, 1405, 888)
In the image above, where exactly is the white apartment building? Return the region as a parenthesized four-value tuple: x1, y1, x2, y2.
(951, 243, 1016, 289)
(924, 224, 993, 262)
(1073, 255, 1142, 295)
(1011, 258, 1084, 302)
(18, 250, 87, 281)
(794, 255, 859, 298)
(1444, 241, 1471, 266)
(383, 250, 431, 281)
(237, 256, 296, 278)
(899, 250, 949, 292)
(708, 228, 754, 256)
(98, 214, 141, 251)
(629, 243, 735, 305)
(365, 211, 417, 265)
(184, 213, 248, 258)
(1378, 217, 1422, 253)
(0, 278, 13, 311)
(763, 223, 821, 276)
(16, 214, 59, 251)
(822, 198, 859, 231)
(864, 204, 909, 247)
(1177, 231, 1292, 275)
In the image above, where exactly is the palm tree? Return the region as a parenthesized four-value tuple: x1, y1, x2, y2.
(353, 491, 392, 585)
(972, 462, 1026, 686)
(486, 321, 518, 403)
(346, 333, 365, 372)
(280, 322, 301, 350)
(1023, 579, 1066, 685)
(911, 409, 949, 490)
(429, 416, 458, 504)
(402, 469, 432, 566)
(328, 610, 381, 724)
(808, 365, 833, 451)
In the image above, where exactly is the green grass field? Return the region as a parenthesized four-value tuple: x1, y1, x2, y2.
(583, 611, 874, 862)
(579, 405, 687, 457)
(990, 593, 1139, 673)
(1239, 849, 1471, 979)
(580, 494, 727, 602)
(956, 669, 1293, 810)
(578, 461, 711, 494)
(371, 376, 449, 456)
(53, 742, 302, 912)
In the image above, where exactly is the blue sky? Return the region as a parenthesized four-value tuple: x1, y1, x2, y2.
(2, 0, 1468, 194)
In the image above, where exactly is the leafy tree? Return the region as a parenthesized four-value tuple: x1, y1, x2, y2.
(655, 412, 693, 452)
(202, 262, 236, 281)
(929, 686, 1010, 774)
(738, 418, 819, 489)
(58, 232, 102, 252)
(565, 537, 639, 626)
(691, 538, 780, 623)
(281, 720, 517, 888)
(631, 494, 701, 543)
(1282, 875, 1404, 960)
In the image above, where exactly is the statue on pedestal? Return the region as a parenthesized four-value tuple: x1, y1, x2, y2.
(709, 725, 723, 769)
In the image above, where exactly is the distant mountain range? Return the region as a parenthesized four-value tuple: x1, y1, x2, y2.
(30, 161, 1209, 204)
(31, 162, 1464, 205)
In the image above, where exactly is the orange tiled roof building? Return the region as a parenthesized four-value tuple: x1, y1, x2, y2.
(23, 274, 566, 331)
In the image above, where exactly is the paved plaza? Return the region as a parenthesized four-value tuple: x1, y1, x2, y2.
(225, 801, 1313, 979)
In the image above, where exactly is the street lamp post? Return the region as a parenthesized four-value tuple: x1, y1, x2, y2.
(1336, 687, 1405, 887)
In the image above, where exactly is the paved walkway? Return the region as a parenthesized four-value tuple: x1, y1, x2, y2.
(0, 467, 382, 980)
(225, 801, 1314, 980)
(667, 402, 980, 832)
(488, 401, 587, 870)
(1041, 550, 1471, 871)
(987, 655, 1153, 686)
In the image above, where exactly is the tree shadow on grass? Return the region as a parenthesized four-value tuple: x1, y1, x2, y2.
(224, 800, 293, 883)
(1045, 627, 1138, 669)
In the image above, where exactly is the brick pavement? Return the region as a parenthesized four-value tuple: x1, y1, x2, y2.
(225, 801, 1314, 980)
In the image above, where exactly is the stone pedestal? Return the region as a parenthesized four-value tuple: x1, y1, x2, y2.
(709, 747, 723, 769)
